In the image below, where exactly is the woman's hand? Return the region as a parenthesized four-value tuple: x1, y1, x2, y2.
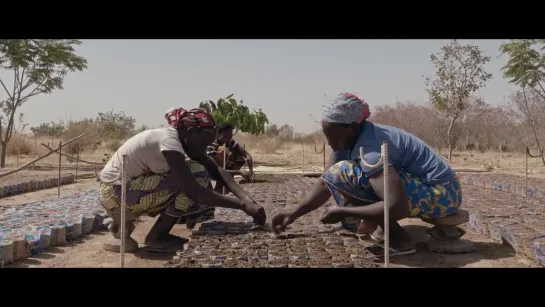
(242, 200, 266, 226)
(270, 211, 296, 234)
(319, 206, 347, 224)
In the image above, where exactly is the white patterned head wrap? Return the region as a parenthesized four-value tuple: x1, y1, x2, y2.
(321, 93, 370, 124)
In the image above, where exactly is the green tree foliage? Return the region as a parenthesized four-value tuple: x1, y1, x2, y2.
(199, 94, 269, 135)
(0, 39, 87, 167)
(30, 121, 65, 138)
(500, 39, 545, 165)
(500, 39, 545, 94)
(425, 40, 492, 161)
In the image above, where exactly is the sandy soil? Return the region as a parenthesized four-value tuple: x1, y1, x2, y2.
(1, 147, 542, 268)
(1, 178, 536, 268)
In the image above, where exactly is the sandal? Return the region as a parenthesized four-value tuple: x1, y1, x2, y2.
(370, 229, 384, 242)
(365, 242, 416, 260)
(145, 236, 189, 253)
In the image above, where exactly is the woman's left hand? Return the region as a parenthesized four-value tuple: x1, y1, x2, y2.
(242, 195, 258, 204)
(319, 206, 347, 224)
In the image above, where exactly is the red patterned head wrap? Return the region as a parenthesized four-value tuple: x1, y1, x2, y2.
(165, 107, 216, 129)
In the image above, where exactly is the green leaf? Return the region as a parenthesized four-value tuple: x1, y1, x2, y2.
(196, 94, 269, 135)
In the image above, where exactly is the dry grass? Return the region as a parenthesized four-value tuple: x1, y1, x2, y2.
(2, 128, 545, 180)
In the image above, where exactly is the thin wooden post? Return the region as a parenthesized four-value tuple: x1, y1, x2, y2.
(314, 143, 326, 172)
(75, 150, 80, 182)
(499, 142, 503, 169)
(222, 148, 226, 195)
(302, 144, 305, 176)
(525, 146, 528, 197)
(58, 142, 62, 198)
(120, 154, 127, 268)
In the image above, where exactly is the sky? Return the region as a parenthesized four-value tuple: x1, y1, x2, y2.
(0, 39, 519, 134)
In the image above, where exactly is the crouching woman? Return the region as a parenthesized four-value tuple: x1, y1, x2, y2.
(270, 93, 462, 258)
(98, 107, 265, 253)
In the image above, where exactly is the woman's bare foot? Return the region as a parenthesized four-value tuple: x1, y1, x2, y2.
(357, 220, 378, 234)
(366, 223, 416, 258)
(144, 234, 189, 253)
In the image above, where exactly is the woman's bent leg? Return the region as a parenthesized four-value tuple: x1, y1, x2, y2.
(321, 160, 379, 233)
(321, 161, 415, 256)
(99, 162, 213, 253)
(403, 173, 462, 221)
(145, 161, 213, 252)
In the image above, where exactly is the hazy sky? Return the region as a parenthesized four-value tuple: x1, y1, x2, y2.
(1, 39, 518, 133)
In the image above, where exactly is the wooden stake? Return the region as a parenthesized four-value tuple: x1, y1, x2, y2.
(120, 154, 127, 268)
(222, 148, 226, 195)
(525, 146, 528, 197)
(499, 142, 503, 169)
(302, 145, 305, 176)
(58, 141, 62, 198)
(76, 150, 79, 182)
(0, 133, 88, 179)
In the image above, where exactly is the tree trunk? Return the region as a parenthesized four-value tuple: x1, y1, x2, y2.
(0, 142, 6, 168)
(447, 117, 457, 161)
(522, 88, 545, 166)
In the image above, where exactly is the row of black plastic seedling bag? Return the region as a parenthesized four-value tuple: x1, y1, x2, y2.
(459, 175, 543, 199)
(0, 174, 76, 198)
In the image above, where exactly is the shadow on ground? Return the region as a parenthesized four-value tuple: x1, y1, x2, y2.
(389, 225, 517, 268)
(6, 233, 106, 268)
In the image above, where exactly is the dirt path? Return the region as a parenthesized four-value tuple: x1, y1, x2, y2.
(1, 179, 537, 268)
(7, 216, 192, 268)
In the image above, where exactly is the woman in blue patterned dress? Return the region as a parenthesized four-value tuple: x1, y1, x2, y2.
(270, 93, 462, 258)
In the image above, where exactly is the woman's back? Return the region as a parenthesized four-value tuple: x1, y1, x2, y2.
(344, 122, 455, 185)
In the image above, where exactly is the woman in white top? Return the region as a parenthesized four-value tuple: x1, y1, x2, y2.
(99, 107, 265, 253)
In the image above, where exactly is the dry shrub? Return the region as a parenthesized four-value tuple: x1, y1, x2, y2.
(256, 136, 283, 154)
(6, 135, 35, 156)
(234, 133, 284, 154)
(61, 120, 100, 155)
(105, 140, 122, 152)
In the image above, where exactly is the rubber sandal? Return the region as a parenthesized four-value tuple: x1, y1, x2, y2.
(145, 246, 182, 253)
(365, 243, 416, 260)
(145, 237, 189, 253)
(370, 229, 385, 242)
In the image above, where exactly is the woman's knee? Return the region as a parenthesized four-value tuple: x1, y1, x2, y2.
(106, 208, 141, 223)
(326, 160, 359, 173)
(323, 160, 364, 186)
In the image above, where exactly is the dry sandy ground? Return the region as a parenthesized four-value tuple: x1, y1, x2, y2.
(1, 178, 537, 268)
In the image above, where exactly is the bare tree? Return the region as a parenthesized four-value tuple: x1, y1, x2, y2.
(425, 40, 492, 161)
(0, 40, 88, 167)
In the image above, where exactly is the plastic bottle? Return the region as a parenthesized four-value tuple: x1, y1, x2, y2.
(23, 227, 41, 255)
(9, 231, 30, 261)
(65, 214, 83, 241)
(30, 225, 51, 253)
(0, 238, 14, 265)
(82, 214, 95, 235)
